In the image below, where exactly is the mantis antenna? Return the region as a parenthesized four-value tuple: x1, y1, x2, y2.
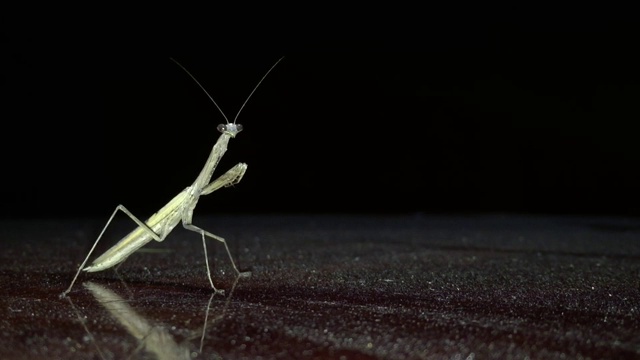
(170, 57, 285, 124)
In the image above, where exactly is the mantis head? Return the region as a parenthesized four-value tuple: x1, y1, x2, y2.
(217, 123, 243, 137)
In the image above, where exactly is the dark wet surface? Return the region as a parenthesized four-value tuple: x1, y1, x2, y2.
(1, 214, 639, 359)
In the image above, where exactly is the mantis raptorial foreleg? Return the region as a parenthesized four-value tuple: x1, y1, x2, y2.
(202, 163, 247, 195)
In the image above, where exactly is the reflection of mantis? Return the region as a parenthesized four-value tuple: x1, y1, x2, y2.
(66, 279, 240, 359)
(61, 58, 284, 297)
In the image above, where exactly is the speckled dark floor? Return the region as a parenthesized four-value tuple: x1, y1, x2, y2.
(1, 215, 639, 359)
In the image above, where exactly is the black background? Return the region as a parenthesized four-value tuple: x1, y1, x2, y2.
(3, 9, 640, 219)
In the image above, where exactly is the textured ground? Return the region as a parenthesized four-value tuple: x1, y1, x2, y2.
(1, 214, 639, 359)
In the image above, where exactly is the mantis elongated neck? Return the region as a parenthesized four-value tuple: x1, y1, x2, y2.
(192, 133, 232, 192)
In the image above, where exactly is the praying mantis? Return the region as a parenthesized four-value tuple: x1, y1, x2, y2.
(60, 57, 283, 297)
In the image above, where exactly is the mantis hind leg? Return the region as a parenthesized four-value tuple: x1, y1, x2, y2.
(60, 205, 163, 298)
